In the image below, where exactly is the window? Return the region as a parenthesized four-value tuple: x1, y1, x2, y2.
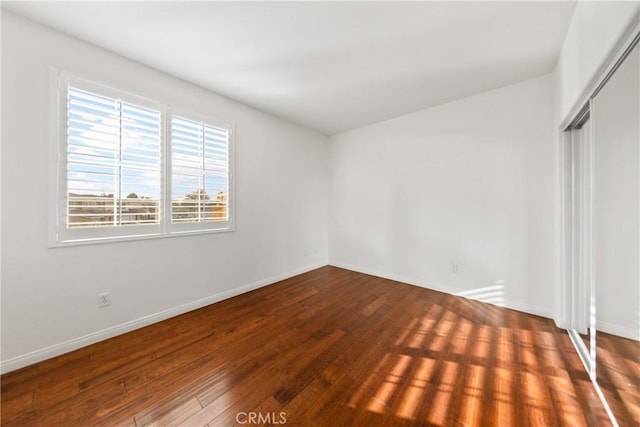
(66, 87, 162, 229)
(170, 116, 230, 226)
(52, 72, 233, 245)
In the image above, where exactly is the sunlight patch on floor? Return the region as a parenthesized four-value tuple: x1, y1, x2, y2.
(455, 281, 505, 307)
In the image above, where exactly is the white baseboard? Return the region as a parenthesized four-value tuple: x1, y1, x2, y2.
(504, 300, 554, 320)
(329, 260, 457, 295)
(597, 320, 640, 341)
(328, 261, 553, 319)
(0, 262, 327, 374)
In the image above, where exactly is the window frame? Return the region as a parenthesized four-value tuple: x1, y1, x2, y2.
(49, 70, 235, 247)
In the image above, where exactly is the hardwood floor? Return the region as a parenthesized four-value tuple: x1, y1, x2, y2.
(596, 332, 640, 426)
(0, 266, 629, 426)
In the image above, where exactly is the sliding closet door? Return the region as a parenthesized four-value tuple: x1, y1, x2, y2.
(593, 43, 639, 342)
(592, 41, 639, 423)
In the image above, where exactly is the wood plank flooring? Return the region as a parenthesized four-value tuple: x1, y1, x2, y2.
(596, 332, 640, 426)
(0, 266, 631, 426)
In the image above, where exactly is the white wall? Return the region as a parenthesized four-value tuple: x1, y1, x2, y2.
(553, 1, 639, 126)
(1, 12, 328, 372)
(329, 75, 555, 317)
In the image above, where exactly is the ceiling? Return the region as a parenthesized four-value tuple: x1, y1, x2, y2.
(3, 1, 576, 135)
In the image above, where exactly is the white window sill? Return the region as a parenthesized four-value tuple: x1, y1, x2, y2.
(49, 225, 235, 248)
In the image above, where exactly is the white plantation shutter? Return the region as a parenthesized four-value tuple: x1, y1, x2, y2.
(53, 72, 233, 246)
(66, 87, 120, 228)
(171, 116, 230, 224)
(119, 102, 162, 224)
(66, 87, 162, 229)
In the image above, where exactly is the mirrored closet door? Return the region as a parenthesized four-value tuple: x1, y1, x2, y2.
(591, 38, 640, 426)
(566, 37, 640, 426)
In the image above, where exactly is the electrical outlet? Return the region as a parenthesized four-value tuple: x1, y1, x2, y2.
(98, 292, 111, 308)
(452, 263, 460, 273)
